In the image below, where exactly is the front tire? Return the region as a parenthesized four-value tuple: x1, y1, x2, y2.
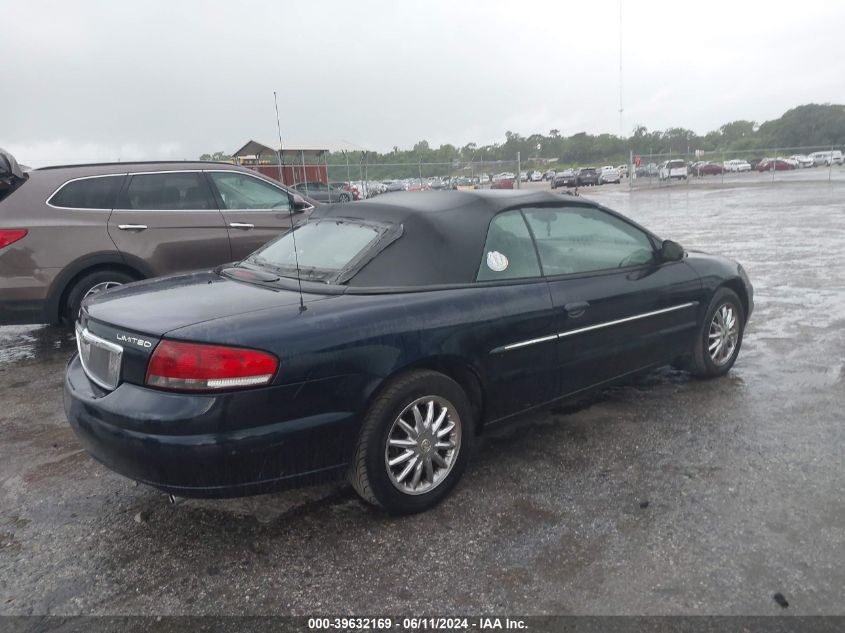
(689, 288, 745, 378)
(349, 370, 474, 514)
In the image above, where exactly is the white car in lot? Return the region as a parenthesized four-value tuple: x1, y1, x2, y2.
(492, 172, 515, 182)
(598, 165, 621, 184)
(723, 159, 752, 173)
(529, 170, 542, 181)
(789, 154, 815, 168)
(658, 159, 688, 181)
(809, 150, 843, 166)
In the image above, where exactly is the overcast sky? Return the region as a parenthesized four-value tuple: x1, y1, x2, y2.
(3, 0, 845, 166)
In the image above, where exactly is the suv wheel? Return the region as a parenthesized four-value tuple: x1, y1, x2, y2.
(64, 269, 136, 323)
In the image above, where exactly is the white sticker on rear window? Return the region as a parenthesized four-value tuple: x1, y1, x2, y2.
(486, 250, 509, 272)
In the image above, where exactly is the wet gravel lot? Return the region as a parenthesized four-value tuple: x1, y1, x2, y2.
(1, 180, 844, 616)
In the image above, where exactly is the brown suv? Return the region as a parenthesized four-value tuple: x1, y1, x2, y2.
(0, 151, 315, 325)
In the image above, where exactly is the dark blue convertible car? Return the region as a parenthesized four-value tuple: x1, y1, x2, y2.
(65, 190, 752, 514)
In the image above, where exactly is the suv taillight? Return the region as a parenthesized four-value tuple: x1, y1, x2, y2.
(0, 229, 27, 249)
(146, 340, 278, 392)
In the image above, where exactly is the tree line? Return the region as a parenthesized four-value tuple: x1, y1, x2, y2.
(201, 103, 845, 180)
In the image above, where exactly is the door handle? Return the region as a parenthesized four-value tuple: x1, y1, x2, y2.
(117, 224, 147, 231)
(564, 301, 590, 318)
(229, 222, 255, 230)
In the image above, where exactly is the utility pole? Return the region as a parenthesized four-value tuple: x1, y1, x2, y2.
(618, 0, 624, 139)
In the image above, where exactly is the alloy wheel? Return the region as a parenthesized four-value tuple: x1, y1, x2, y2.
(83, 281, 123, 301)
(708, 303, 739, 365)
(384, 396, 461, 495)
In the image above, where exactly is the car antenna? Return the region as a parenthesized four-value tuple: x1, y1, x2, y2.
(274, 90, 306, 313)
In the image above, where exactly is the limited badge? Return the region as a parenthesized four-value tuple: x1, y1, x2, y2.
(486, 250, 509, 272)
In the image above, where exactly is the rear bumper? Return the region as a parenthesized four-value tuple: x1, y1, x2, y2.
(64, 354, 366, 497)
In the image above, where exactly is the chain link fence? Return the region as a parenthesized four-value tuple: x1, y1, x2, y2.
(319, 143, 844, 200)
(322, 158, 526, 198)
(628, 145, 845, 190)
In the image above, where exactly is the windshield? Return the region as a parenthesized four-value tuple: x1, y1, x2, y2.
(246, 219, 396, 283)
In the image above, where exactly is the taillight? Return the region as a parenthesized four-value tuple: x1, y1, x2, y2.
(145, 340, 278, 392)
(0, 229, 27, 249)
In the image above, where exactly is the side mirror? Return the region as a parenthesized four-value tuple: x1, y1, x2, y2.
(660, 239, 685, 262)
(291, 193, 310, 213)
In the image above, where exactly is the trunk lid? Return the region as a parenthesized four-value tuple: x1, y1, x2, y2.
(83, 269, 331, 337)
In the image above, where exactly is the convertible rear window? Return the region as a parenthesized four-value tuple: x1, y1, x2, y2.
(247, 218, 401, 283)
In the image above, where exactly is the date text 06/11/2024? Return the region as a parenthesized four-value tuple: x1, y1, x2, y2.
(306, 617, 528, 630)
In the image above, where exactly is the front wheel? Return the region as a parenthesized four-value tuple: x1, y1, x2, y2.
(689, 287, 745, 378)
(349, 370, 474, 514)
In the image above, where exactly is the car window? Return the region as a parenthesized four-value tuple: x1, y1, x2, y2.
(522, 206, 656, 276)
(476, 210, 542, 281)
(49, 175, 123, 209)
(208, 172, 290, 210)
(125, 172, 215, 210)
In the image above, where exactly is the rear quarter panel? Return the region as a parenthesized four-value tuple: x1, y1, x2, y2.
(0, 171, 118, 269)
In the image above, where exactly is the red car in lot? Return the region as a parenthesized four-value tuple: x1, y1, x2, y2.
(756, 159, 795, 172)
(692, 162, 724, 176)
(490, 178, 514, 189)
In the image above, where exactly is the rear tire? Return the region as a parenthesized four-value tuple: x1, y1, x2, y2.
(349, 370, 474, 514)
(689, 287, 745, 378)
(63, 269, 136, 324)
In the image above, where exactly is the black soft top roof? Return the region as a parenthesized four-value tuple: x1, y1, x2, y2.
(308, 189, 590, 287)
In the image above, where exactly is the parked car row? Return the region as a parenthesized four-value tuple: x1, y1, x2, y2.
(549, 166, 627, 189)
(550, 167, 596, 188)
(636, 150, 844, 180)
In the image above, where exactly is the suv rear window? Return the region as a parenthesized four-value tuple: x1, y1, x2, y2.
(49, 175, 123, 209)
(247, 219, 400, 284)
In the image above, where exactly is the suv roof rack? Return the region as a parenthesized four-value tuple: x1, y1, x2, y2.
(34, 160, 235, 171)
